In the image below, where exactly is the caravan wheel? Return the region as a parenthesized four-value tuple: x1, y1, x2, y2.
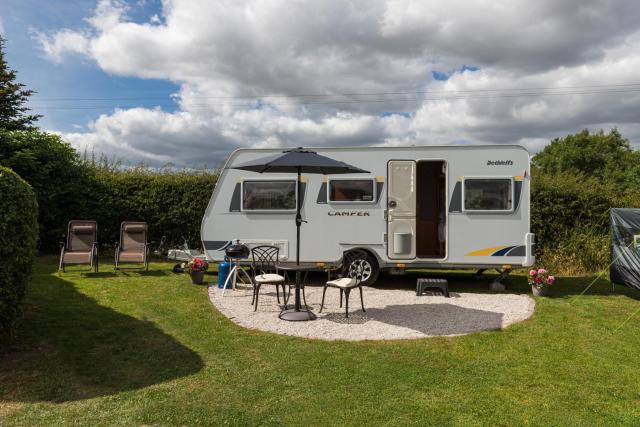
(347, 251, 379, 286)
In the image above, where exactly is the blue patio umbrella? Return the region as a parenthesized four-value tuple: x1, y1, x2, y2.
(232, 147, 369, 321)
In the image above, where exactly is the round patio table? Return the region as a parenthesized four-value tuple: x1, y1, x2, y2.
(277, 263, 324, 321)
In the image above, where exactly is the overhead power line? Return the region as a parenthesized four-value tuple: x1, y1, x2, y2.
(29, 83, 640, 110)
(31, 82, 640, 102)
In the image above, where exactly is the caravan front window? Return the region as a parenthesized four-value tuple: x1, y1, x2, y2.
(242, 180, 296, 211)
(463, 178, 513, 212)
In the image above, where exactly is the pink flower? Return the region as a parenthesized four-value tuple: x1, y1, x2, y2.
(529, 269, 537, 276)
(538, 268, 547, 274)
(548, 275, 555, 284)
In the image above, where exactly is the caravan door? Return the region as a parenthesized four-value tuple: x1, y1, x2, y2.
(387, 160, 416, 259)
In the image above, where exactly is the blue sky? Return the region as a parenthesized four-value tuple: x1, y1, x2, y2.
(2, 0, 177, 132)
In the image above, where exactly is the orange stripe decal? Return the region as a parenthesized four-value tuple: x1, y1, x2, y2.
(465, 246, 507, 256)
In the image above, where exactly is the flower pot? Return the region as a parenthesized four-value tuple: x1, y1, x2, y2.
(190, 271, 205, 285)
(531, 284, 548, 296)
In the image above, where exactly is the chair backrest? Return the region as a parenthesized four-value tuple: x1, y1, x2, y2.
(120, 221, 148, 252)
(251, 245, 279, 275)
(340, 250, 368, 285)
(67, 220, 97, 252)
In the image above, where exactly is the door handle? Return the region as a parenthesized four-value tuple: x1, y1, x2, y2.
(389, 200, 397, 208)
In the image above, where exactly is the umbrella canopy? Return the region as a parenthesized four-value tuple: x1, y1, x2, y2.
(232, 147, 369, 175)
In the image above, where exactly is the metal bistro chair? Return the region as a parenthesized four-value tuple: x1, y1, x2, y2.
(320, 250, 367, 318)
(250, 245, 287, 311)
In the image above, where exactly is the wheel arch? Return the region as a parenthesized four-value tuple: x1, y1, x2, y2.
(344, 247, 380, 268)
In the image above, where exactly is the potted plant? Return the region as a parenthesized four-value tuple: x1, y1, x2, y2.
(529, 268, 555, 296)
(186, 257, 209, 285)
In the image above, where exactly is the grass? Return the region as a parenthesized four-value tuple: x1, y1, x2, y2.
(1, 257, 640, 426)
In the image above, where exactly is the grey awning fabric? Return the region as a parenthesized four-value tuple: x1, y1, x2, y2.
(610, 208, 640, 290)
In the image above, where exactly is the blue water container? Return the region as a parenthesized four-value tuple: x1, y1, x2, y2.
(217, 257, 231, 289)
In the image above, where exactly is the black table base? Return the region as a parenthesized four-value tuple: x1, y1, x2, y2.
(279, 308, 317, 321)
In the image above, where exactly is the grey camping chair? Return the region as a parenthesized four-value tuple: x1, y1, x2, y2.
(320, 250, 368, 318)
(114, 221, 150, 271)
(59, 220, 99, 273)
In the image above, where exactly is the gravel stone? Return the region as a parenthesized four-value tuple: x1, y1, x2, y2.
(208, 283, 535, 341)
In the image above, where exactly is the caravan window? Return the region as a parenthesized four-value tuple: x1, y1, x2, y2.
(329, 179, 375, 203)
(242, 180, 296, 211)
(463, 178, 513, 212)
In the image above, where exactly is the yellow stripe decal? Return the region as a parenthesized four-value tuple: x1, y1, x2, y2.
(465, 246, 507, 256)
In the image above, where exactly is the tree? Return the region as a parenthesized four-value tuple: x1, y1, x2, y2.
(532, 128, 640, 191)
(0, 36, 40, 130)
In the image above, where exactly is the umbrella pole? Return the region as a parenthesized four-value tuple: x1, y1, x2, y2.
(279, 166, 316, 321)
(295, 167, 302, 311)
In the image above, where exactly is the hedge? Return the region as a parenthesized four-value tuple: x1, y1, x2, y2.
(0, 129, 218, 251)
(0, 129, 92, 251)
(86, 168, 218, 250)
(531, 170, 640, 274)
(0, 166, 38, 345)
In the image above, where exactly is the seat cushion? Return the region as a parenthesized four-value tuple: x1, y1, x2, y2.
(254, 273, 285, 283)
(63, 251, 93, 264)
(326, 277, 357, 288)
(118, 250, 145, 262)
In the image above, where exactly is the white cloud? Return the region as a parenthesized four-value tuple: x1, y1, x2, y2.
(34, 29, 91, 63)
(34, 0, 640, 166)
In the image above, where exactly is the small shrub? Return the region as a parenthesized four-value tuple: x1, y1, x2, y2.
(0, 166, 38, 345)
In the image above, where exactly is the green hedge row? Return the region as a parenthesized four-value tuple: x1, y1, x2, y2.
(86, 169, 218, 251)
(0, 129, 218, 252)
(531, 170, 640, 273)
(0, 166, 38, 345)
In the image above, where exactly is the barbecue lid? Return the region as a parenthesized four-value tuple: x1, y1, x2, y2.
(225, 243, 250, 258)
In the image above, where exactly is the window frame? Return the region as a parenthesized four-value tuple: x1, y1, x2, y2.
(461, 176, 515, 214)
(327, 177, 377, 204)
(241, 179, 298, 212)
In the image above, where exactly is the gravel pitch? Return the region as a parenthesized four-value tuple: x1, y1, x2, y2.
(208, 283, 535, 341)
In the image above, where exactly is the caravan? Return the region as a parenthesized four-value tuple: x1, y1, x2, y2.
(201, 145, 535, 285)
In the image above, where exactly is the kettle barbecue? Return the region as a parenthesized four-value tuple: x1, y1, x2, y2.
(225, 242, 250, 259)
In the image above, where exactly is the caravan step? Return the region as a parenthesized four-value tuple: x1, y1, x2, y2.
(416, 278, 449, 297)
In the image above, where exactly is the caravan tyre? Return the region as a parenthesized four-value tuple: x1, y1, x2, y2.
(348, 251, 379, 286)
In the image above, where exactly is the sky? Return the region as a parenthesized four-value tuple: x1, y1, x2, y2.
(2, 0, 640, 168)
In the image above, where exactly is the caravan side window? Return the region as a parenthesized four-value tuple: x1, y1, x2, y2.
(463, 178, 513, 212)
(328, 179, 375, 203)
(242, 180, 296, 211)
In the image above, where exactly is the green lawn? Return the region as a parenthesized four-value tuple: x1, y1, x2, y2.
(1, 257, 640, 426)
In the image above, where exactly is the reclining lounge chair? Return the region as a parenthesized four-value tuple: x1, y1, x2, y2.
(59, 220, 99, 273)
(114, 221, 149, 271)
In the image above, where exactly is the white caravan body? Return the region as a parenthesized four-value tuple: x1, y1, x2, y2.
(201, 145, 535, 279)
